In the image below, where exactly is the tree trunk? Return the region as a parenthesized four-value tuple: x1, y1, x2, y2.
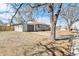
(68, 26, 71, 31)
(49, 3, 55, 40)
(49, 3, 62, 40)
(68, 25, 72, 31)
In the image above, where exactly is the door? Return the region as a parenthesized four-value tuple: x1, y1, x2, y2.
(27, 24, 34, 32)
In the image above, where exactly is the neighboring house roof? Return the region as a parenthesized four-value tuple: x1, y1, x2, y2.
(11, 21, 50, 26)
(27, 21, 49, 25)
(11, 23, 23, 26)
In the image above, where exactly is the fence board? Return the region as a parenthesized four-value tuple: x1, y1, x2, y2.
(0, 26, 14, 31)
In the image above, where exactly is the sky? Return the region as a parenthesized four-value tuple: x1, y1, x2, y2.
(0, 3, 51, 25)
(0, 0, 79, 3)
(0, 3, 79, 29)
(0, 0, 52, 3)
(0, 3, 14, 23)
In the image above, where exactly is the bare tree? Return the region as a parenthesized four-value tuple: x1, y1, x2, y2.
(10, 3, 23, 25)
(49, 3, 62, 40)
(48, 3, 54, 40)
(61, 4, 79, 31)
(54, 3, 62, 39)
(0, 20, 3, 25)
(10, 3, 47, 25)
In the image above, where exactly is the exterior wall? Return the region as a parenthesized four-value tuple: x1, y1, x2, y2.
(60, 28, 66, 31)
(14, 25, 23, 32)
(35, 24, 50, 31)
(14, 24, 50, 32)
(23, 23, 27, 32)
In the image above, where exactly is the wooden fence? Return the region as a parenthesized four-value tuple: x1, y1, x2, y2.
(0, 26, 14, 31)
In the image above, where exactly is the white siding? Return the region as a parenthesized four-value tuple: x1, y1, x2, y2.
(14, 25, 23, 32)
(60, 28, 66, 31)
(23, 23, 27, 32)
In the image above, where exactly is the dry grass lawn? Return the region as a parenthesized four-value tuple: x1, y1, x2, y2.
(0, 31, 73, 56)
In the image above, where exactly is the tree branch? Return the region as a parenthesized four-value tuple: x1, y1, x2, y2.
(28, 3, 47, 8)
(10, 3, 23, 25)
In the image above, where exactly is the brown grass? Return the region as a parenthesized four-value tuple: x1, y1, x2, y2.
(0, 31, 72, 56)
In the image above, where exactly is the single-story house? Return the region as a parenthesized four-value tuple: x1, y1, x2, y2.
(12, 21, 50, 32)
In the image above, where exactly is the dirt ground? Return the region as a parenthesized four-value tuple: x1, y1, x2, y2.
(0, 31, 72, 56)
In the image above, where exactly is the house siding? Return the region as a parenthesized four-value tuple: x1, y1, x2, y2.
(23, 23, 27, 32)
(35, 24, 50, 31)
(14, 25, 23, 32)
